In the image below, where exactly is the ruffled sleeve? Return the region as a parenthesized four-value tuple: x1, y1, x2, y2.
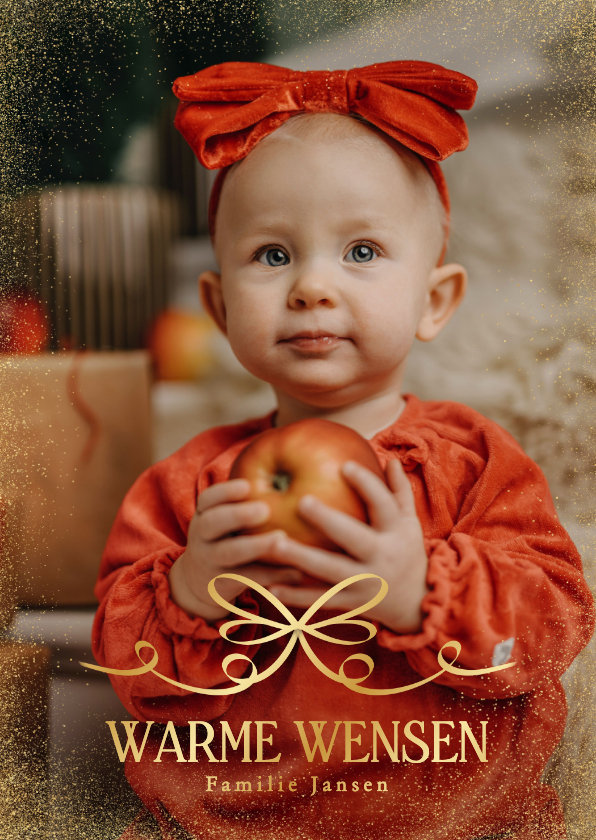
(91, 418, 272, 722)
(373, 400, 595, 699)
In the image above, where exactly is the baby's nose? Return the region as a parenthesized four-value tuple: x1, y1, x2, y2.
(288, 272, 338, 309)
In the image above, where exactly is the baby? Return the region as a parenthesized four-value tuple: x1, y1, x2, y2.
(93, 62, 595, 840)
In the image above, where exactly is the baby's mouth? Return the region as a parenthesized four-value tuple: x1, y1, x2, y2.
(279, 332, 347, 352)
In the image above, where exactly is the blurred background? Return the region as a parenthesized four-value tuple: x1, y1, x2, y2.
(0, 0, 595, 836)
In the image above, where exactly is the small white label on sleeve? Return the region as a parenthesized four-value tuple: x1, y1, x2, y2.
(492, 637, 515, 667)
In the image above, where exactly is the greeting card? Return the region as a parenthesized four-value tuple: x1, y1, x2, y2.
(1, 2, 595, 839)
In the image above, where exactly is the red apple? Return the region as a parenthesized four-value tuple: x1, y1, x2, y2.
(148, 309, 214, 380)
(229, 418, 385, 552)
(0, 292, 48, 354)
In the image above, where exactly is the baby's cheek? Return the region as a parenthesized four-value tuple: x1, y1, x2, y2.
(226, 326, 261, 362)
(225, 313, 273, 374)
(361, 314, 417, 364)
(226, 296, 265, 339)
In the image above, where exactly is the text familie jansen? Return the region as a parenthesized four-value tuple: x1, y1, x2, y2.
(106, 719, 488, 795)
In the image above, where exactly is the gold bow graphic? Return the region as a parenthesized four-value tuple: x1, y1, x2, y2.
(81, 573, 515, 695)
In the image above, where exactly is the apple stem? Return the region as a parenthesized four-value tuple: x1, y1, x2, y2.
(271, 471, 292, 492)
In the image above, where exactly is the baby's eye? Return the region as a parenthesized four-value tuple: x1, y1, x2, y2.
(346, 244, 378, 264)
(257, 248, 290, 267)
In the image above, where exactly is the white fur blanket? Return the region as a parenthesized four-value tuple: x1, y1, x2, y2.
(405, 119, 596, 834)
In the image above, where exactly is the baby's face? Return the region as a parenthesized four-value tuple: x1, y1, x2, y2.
(202, 118, 464, 410)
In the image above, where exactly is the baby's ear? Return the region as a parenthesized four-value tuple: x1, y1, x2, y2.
(199, 271, 227, 335)
(415, 263, 467, 342)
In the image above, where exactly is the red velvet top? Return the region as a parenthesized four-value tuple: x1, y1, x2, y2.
(93, 395, 595, 840)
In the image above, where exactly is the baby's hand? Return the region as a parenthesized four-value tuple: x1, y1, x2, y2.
(168, 479, 301, 621)
(267, 459, 429, 634)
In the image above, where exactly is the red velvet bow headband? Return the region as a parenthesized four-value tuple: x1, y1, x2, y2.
(172, 60, 478, 246)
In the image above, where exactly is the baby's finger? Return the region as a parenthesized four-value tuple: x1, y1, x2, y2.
(196, 479, 251, 514)
(267, 585, 364, 614)
(198, 500, 270, 542)
(342, 461, 398, 531)
(266, 585, 330, 609)
(297, 496, 377, 560)
(386, 459, 417, 516)
(269, 535, 356, 583)
(228, 563, 304, 588)
(203, 563, 302, 615)
(213, 529, 287, 568)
